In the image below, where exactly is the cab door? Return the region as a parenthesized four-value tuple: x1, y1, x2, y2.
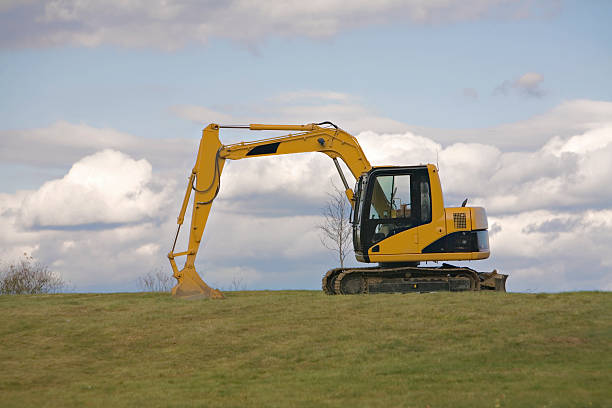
(357, 167, 432, 259)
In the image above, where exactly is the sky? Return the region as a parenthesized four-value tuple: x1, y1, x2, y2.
(1, 0, 611, 293)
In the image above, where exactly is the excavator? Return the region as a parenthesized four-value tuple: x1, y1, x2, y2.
(168, 122, 507, 299)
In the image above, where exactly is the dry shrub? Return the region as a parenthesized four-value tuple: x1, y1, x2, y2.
(0, 253, 66, 295)
(138, 269, 174, 292)
(229, 274, 246, 291)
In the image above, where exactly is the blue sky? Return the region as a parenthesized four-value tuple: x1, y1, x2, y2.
(1, 0, 612, 292)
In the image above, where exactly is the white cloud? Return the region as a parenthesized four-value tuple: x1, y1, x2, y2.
(550, 125, 612, 156)
(202, 211, 325, 260)
(0, 0, 560, 49)
(220, 154, 338, 202)
(17, 149, 172, 228)
(358, 130, 442, 166)
(482, 127, 612, 213)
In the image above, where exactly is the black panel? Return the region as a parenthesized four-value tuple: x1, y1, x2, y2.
(352, 175, 366, 260)
(422, 230, 489, 253)
(246, 142, 281, 156)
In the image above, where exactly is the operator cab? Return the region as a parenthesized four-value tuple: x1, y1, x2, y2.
(352, 166, 432, 262)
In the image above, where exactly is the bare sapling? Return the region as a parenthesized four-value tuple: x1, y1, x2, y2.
(318, 185, 353, 268)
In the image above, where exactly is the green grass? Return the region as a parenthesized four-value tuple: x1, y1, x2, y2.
(1, 291, 611, 407)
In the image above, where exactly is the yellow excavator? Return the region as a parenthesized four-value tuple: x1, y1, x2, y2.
(168, 122, 507, 299)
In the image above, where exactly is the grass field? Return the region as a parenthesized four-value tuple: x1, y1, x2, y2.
(1, 291, 611, 407)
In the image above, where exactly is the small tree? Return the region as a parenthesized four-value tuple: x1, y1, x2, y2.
(318, 185, 353, 268)
(0, 253, 66, 295)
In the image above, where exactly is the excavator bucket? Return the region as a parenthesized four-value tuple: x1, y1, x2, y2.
(171, 265, 224, 299)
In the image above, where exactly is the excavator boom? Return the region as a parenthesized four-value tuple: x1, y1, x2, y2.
(168, 122, 372, 298)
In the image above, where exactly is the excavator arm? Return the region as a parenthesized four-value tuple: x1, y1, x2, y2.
(168, 122, 372, 299)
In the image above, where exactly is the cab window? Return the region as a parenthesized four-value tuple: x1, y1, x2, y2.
(369, 174, 411, 220)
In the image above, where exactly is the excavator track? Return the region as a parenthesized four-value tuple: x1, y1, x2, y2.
(323, 264, 507, 295)
(322, 268, 342, 295)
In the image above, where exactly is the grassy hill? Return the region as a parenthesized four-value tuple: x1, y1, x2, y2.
(1, 291, 610, 407)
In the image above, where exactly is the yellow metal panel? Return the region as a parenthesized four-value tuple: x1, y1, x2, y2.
(369, 227, 419, 255)
(414, 214, 447, 250)
(427, 165, 445, 221)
